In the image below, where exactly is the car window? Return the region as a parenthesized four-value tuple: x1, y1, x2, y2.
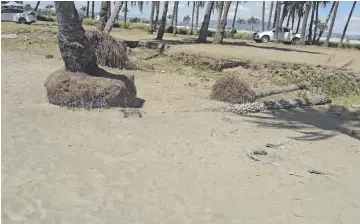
(284, 28, 290, 32)
(12, 9, 24, 13)
(1, 8, 12, 13)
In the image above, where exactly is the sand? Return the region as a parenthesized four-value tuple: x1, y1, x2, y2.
(2, 50, 360, 224)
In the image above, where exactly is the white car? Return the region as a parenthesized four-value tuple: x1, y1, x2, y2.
(1, 8, 37, 24)
(253, 27, 302, 45)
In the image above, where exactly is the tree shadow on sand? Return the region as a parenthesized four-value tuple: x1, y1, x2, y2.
(240, 107, 360, 141)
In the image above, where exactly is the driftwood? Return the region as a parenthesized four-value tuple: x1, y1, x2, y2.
(202, 95, 331, 115)
(255, 82, 310, 98)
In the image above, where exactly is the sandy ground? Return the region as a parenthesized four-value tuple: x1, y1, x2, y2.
(2, 50, 360, 224)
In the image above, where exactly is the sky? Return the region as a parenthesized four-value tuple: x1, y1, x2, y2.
(24, 1, 360, 35)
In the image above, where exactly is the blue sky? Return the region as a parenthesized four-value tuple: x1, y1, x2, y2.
(24, 1, 360, 34)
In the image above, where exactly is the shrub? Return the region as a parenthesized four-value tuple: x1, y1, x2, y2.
(177, 27, 189, 35)
(210, 74, 256, 104)
(37, 14, 56, 22)
(129, 17, 141, 23)
(82, 18, 97, 26)
(166, 26, 174, 33)
(128, 23, 148, 31)
(233, 32, 253, 40)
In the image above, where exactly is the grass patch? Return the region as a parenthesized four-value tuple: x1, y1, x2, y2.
(233, 32, 253, 40)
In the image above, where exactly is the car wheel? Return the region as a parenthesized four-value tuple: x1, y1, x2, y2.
(291, 37, 300, 45)
(261, 36, 270, 43)
(18, 18, 26, 24)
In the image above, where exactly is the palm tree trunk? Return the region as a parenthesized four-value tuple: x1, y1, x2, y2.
(324, 1, 339, 47)
(316, 1, 335, 43)
(54, 1, 97, 73)
(262, 1, 265, 31)
(91, 1, 95, 19)
(190, 1, 196, 35)
(107, 1, 111, 20)
(280, 2, 288, 27)
(296, 16, 301, 33)
(34, 1, 40, 11)
(291, 8, 295, 31)
(197, 1, 215, 43)
(255, 82, 310, 98)
(231, 1, 239, 32)
(123, 1, 128, 28)
(195, 2, 200, 32)
(274, 1, 281, 42)
(217, 1, 224, 24)
(104, 1, 124, 33)
(86, 1, 89, 17)
(300, 1, 311, 45)
(267, 1, 274, 30)
(338, 1, 357, 48)
(173, 1, 179, 35)
(154, 1, 160, 31)
(286, 13, 291, 27)
(97, 1, 109, 31)
(312, 2, 319, 43)
(213, 1, 231, 44)
(156, 1, 169, 40)
(308, 2, 315, 44)
(148, 1, 155, 34)
(170, 2, 176, 26)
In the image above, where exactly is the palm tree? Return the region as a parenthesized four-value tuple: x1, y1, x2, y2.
(213, 1, 231, 44)
(97, 1, 109, 31)
(299, 1, 311, 45)
(338, 1, 357, 48)
(104, 1, 124, 33)
(216, 1, 224, 25)
(267, 1, 274, 30)
(231, 1, 240, 32)
(324, 1, 339, 47)
(295, 2, 305, 33)
(195, 2, 205, 33)
(54, 1, 97, 73)
(156, 1, 169, 40)
(173, 1, 179, 35)
(247, 17, 260, 31)
(316, 1, 335, 43)
(308, 2, 315, 43)
(197, 1, 215, 43)
(262, 1, 265, 31)
(91, 1, 95, 19)
(190, 1, 196, 34)
(107, 1, 111, 19)
(279, 1, 291, 26)
(237, 18, 245, 26)
(34, 1, 40, 11)
(86, 1, 89, 17)
(154, 1, 160, 31)
(312, 2, 319, 42)
(148, 1, 155, 34)
(123, 2, 128, 28)
(274, 1, 281, 42)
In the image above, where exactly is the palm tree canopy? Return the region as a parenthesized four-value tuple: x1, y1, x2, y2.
(236, 18, 245, 24)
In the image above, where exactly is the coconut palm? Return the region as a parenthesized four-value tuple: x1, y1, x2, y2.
(316, 1, 335, 42)
(104, 1, 124, 33)
(213, 1, 231, 44)
(34, 1, 40, 11)
(171, 1, 179, 28)
(267, 1, 274, 30)
(154, 1, 160, 30)
(97, 1, 109, 31)
(156, 1, 169, 40)
(91, 1, 95, 19)
(231, 1, 240, 32)
(324, 1, 339, 47)
(308, 2, 316, 43)
(216, 1, 224, 25)
(248, 17, 260, 31)
(195, 2, 206, 32)
(312, 1, 319, 42)
(80, 5, 87, 15)
(190, 1, 196, 34)
(300, 1, 311, 45)
(262, 1, 265, 31)
(273, 1, 281, 42)
(148, 1, 155, 34)
(237, 18, 245, 25)
(54, 1, 97, 73)
(197, 1, 215, 43)
(123, 2, 128, 28)
(173, 1, 179, 35)
(86, 1, 89, 17)
(338, 1, 357, 48)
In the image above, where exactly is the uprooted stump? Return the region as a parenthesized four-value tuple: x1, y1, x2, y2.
(210, 74, 256, 104)
(44, 68, 143, 109)
(85, 30, 136, 70)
